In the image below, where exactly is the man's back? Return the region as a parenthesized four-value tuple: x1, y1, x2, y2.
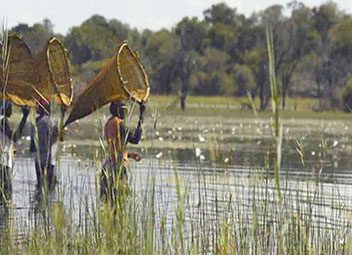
(104, 116, 125, 160)
(31, 115, 57, 166)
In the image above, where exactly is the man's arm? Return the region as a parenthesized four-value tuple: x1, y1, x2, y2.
(120, 122, 141, 145)
(124, 125, 142, 144)
(128, 152, 142, 161)
(120, 102, 145, 145)
(12, 106, 30, 143)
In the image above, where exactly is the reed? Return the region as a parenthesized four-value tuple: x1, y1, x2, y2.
(266, 27, 283, 201)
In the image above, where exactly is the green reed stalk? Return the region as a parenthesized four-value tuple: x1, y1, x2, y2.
(266, 27, 282, 201)
(0, 23, 8, 206)
(1, 21, 9, 98)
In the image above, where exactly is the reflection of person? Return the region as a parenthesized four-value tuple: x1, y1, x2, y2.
(0, 101, 29, 203)
(101, 100, 145, 201)
(30, 100, 58, 188)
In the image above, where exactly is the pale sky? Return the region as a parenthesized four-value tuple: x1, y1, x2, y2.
(0, 0, 351, 35)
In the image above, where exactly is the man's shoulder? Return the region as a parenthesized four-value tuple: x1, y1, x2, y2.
(105, 116, 122, 126)
(105, 116, 123, 135)
(37, 115, 53, 128)
(37, 115, 50, 121)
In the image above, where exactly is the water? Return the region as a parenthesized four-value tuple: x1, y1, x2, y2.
(2, 114, 352, 244)
(66, 114, 352, 170)
(2, 153, 352, 242)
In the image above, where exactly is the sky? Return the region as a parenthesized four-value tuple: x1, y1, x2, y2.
(0, 0, 351, 35)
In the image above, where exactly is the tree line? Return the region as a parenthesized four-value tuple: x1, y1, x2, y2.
(9, 1, 352, 111)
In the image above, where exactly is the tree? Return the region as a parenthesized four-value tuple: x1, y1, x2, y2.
(204, 3, 238, 25)
(108, 19, 140, 46)
(12, 19, 54, 54)
(208, 23, 235, 51)
(244, 47, 269, 110)
(190, 47, 232, 95)
(233, 14, 261, 61)
(204, 3, 244, 58)
(312, 2, 342, 108)
(261, 4, 285, 30)
(232, 64, 256, 96)
(174, 17, 208, 110)
(64, 27, 92, 65)
(255, 5, 286, 110)
(330, 15, 352, 77)
(278, 3, 318, 109)
(143, 29, 180, 94)
(65, 15, 141, 66)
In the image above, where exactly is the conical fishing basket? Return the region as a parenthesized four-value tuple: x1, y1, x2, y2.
(35, 37, 73, 106)
(0, 34, 38, 106)
(65, 42, 150, 126)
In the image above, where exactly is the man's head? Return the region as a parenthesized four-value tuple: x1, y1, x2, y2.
(0, 100, 12, 117)
(36, 98, 50, 116)
(110, 101, 126, 119)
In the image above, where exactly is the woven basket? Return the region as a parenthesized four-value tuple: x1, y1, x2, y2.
(34, 37, 73, 106)
(0, 34, 38, 106)
(65, 42, 150, 126)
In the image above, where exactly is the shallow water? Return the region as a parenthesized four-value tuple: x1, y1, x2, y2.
(64, 114, 352, 170)
(2, 113, 352, 244)
(2, 153, 352, 243)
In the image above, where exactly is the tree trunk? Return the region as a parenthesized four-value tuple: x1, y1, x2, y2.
(257, 64, 268, 111)
(282, 87, 287, 110)
(180, 95, 186, 112)
(180, 80, 188, 112)
(282, 75, 287, 110)
(281, 66, 296, 110)
(260, 82, 265, 111)
(317, 81, 321, 98)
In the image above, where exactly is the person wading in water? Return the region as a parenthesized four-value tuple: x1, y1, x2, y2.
(101, 100, 145, 204)
(30, 99, 58, 189)
(0, 101, 29, 203)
